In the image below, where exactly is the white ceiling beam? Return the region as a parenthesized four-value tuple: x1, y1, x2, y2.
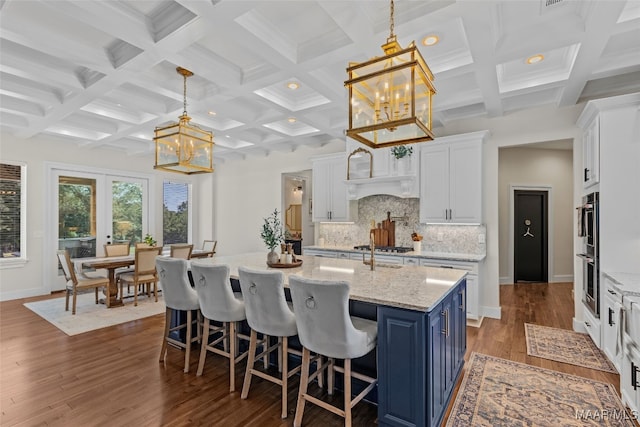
(458, 1, 503, 117)
(558, 1, 628, 107)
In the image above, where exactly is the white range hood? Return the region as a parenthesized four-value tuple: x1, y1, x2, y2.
(344, 175, 419, 200)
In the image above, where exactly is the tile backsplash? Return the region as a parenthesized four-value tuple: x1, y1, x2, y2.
(317, 195, 486, 254)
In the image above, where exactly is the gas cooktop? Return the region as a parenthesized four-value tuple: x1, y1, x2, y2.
(353, 245, 413, 253)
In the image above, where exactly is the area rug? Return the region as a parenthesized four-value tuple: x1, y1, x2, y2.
(446, 352, 636, 427)
(24, 292, 165, 336)
(525, 323, 617, 373)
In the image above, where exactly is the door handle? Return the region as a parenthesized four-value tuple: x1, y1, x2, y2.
(608, 308, 615, 326)
(441, 309, 450, 337)
(584, 168, 589, 182)
(632, 362, 638, 390)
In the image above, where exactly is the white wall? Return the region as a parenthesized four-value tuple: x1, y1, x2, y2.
(213, 142, 344, 256)
(0, 133, 210, 300)
(498, 146, 574, 283)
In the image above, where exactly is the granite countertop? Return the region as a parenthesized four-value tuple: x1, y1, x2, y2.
(303, 245, 486, 262)
(191, 252, 467, 312)
(603, 271, 640, 297)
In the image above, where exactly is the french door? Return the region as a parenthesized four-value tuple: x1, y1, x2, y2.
(47, 165, 152, 292)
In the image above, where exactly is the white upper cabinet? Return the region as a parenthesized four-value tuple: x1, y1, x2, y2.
(312, 154, 350, 222)
(582, 116, 600, 188)
(419, 131, 487, 224)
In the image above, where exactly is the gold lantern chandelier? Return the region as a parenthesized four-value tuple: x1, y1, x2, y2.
(154, 67, 214, 174)
(345, 0, 436, 149)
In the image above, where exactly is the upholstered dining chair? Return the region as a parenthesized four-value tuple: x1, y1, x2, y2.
(57, 249, 109, 315)
(289, 276, 378, 427)
(104, 243, 130, 257)
(118, 246, 162, 306)
(190, 261, 250, 392)
(238, 267, 301, 418)
(170, 244, 193, 260)
(156, 257, 202, 373)
(202, 240, 217, 256)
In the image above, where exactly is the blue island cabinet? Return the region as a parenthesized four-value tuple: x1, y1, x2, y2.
(377, 279, 467, 427)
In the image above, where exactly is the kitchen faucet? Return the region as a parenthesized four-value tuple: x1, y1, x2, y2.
(368, 230, 375, 271)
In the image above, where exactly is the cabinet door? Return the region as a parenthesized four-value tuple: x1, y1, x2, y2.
(583, 117, 599, 188)
(602, 290, 620, 371)
(465, 274, 479, 320)
(449, 141, 482, 223)
(329, 157, 349, 221)
(454, 280, 467, 370)
(428, 305, 447, 427)
(312, 160, 331, 222)
(420, 145, 449, 223)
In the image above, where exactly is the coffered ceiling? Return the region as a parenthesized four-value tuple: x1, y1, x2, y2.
(1, 0, 639, 162)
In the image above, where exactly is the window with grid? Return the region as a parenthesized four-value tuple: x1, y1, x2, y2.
(1, 162, 26, 261)
(163, 181, 190, 245)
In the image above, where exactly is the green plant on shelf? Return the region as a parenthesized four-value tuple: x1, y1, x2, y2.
(390, 146, 413, 159)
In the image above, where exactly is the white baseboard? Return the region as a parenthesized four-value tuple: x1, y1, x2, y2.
(482, 305, 501, 320)
(500, 275, 574, 284)
(551, 274, 574, 283)
(573, 317, 587, 333)
(0, 287, 50, 302)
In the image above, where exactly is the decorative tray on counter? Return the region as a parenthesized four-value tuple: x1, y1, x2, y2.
(267, 259, 303, 269)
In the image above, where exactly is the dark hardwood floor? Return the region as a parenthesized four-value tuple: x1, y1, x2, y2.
(0, 283, 627, 426)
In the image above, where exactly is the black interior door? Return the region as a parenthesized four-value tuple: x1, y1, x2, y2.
(514, 190, 548, 283)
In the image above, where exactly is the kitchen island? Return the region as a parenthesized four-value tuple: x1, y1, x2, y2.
(192, 252, 467, 427)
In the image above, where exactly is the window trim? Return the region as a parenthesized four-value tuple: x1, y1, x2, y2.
(0, 161, 27, 268)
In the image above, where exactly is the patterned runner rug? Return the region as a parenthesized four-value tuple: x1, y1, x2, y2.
(446, 352, 636, 426)
(24, 292, 165, 336)
(525, 323, 617, 373)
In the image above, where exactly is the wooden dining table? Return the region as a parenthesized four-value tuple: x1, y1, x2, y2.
(78, 256, 134, 307)
(77, 249, 213, 307)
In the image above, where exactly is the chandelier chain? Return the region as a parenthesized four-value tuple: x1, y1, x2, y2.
(389, 0, 395, 39)
(182, 73, 188, 116)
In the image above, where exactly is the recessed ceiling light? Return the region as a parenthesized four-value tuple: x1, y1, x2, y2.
(422, 35, 439, 46)
(526, 54, 544, 64)
(287, 82, 300, 90)
(208, 111, 217, 116)
(288, 117, 297, 123)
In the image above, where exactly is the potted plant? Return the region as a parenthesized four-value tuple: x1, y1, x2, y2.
(390, 146, 413, 175)
(390, 145, 413, 159)
(143, 233, 156, 246)
(261, 209, 284, 264)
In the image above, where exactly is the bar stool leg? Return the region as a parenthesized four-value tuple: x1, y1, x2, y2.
(328, 357, 335, 395)
(184, 310, 192, 373)
(229, 321, 236, 392)
(241, 329, 258, 399)
(197, 317, 210, 376)
(344, 358, 352, 427)
(160, 307, 171, 362)
(294, 347, 311, 427)
(281, 336, 289, 418)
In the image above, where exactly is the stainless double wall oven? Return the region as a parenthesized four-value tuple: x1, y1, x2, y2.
(577, 192, 599, 317)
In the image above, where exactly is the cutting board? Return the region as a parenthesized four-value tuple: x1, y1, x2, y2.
(384, 211, 395, 247)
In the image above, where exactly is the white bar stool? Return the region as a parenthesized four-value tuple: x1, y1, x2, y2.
(238, 267, 301, 418)
(289, 276, 378, 427)
(191, 261, 250, 392)
(156, 257, 202, 373)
